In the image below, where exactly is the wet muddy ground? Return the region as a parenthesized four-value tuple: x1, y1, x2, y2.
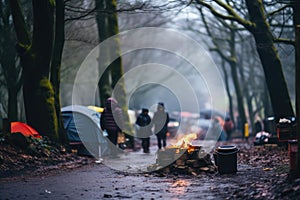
(0, 162, 276, 200)
(1, 138, 299, 199)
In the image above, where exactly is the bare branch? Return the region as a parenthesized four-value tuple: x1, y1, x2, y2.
(65, 38, 97, 46)
(195, 0, 255, 31)
(270, 23, 293, 28)
(274, 38, 295, 46)
(65, 8, 95, 22)
(199, 7, 235, 64)
(267, 5, 290, 17)
(65, 6, 92, 14)
(64, 1, 180, 22)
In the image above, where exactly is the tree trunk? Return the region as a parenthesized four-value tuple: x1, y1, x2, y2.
(246, 95, 254, 134)
(292, 0, 300, 178)
(239, 66, 254, 135)
(106, 0, 133, 135)
(50, 0, 68, 145)
(3, 47, 20, 122)
(263, 82, 272, 117)
(95, 0, 112, 106)
(229, 28, 247, 137)
(245, 0, 294, 120)
(95, 0, 133, 135)
(221, 59, 234, 124)
(230, 60, 247, 136)
(23, 77, 58, 141)
(295, 25, 300, 178)
(10, 0, 59, 141)
(1, 3, 22, 122)
(7, 87, 18, 122)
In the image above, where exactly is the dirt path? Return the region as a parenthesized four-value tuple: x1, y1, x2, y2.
(1, 139, 299, 200)
(0, 153, 289, 200)
(0, 162, 271, 200)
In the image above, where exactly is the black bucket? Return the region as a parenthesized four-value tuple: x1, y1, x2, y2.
(214, 145, 239, 174)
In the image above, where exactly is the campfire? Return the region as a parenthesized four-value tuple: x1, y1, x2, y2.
(170, 133, 198, 149)
(148, 133, 216, 175)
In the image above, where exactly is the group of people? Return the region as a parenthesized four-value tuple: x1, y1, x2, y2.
(100, 97, 237, 157)
(135, 102, 169, 153)
(100, 98, 170, 155)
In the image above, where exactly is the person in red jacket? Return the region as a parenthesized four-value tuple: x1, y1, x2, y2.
(100, 97, 124, 156)
(223, 117, 234, 141)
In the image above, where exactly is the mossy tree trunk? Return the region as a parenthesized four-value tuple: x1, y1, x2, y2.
(95, 0, 112, 106)
(95, 0, 133, 135)
(106, 0, 133, 135)
(9, 0, 60, 142)
(245, 0, 294, 120)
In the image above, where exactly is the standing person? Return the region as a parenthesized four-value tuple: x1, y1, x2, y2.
(223, 117, 234, 141)
(136, 108, 152, 153)
(152, 102, 169, 150)
(100, 97, 123, 157)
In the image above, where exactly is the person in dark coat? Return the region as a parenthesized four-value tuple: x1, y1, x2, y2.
(152, 102, 169, 149)
(100, 97, 123, 156)
(136, 108, 152, 153)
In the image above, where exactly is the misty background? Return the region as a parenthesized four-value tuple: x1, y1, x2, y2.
(0, 0, 295, 123)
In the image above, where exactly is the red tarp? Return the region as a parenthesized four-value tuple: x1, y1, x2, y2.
(11, 122, 42, 138)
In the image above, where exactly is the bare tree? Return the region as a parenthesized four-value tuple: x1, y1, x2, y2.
(192, 0, 294, 121)
(196, 6, 247, 136)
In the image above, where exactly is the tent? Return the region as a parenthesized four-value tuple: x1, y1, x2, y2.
(87, 105, 104, 113)
(11, 122, 41, 138)
(61, 105, 108, 157)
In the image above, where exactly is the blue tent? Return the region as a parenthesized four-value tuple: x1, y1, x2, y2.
(61, 105, 108, 157)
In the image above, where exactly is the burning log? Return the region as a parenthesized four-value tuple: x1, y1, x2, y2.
(148, 133, 217, 175)
(148, 145, 216, 175)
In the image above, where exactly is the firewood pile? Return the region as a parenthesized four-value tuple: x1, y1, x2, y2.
(147, 145, 217, 175)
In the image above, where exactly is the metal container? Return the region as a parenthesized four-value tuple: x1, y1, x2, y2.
(215, 145, 239, 174)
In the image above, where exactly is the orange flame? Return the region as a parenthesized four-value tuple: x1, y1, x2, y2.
(170, 133, 197, 149)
